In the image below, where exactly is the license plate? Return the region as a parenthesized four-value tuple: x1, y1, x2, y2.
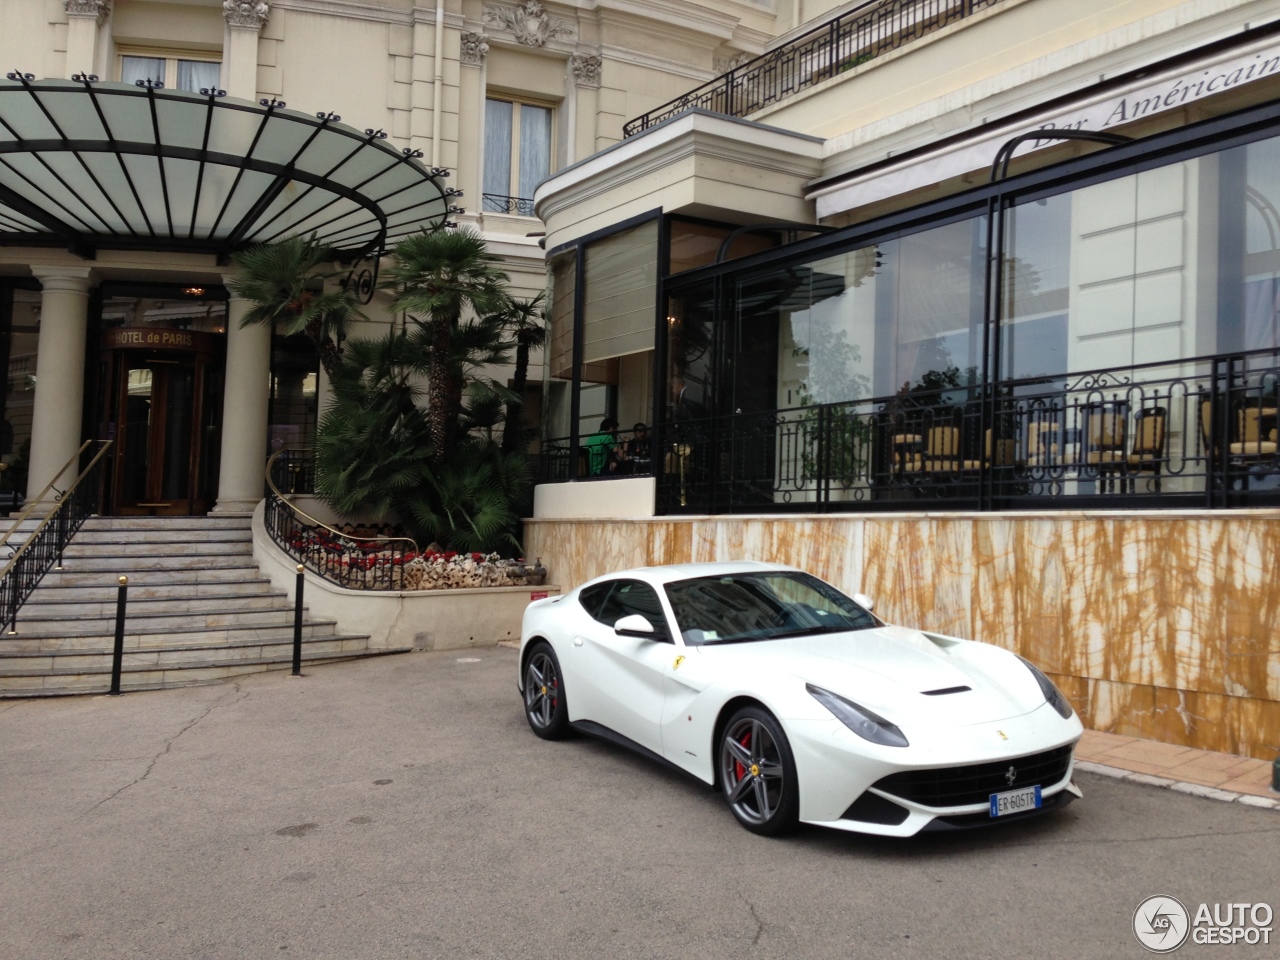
(989, 784, 1042, 817)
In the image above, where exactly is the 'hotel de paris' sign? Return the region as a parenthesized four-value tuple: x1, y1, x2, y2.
(104, 328, 221, 354)
(813, 36, 1280, 218)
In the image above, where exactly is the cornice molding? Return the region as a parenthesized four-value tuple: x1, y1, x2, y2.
(598, 43, 716, 83)
(536, 111, 823, 225)
(268, 0, 463, 28)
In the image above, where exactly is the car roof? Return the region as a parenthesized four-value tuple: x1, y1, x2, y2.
(577, 560, 794, 589)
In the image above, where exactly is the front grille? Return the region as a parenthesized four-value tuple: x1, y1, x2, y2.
(872, 744, 1074, 809)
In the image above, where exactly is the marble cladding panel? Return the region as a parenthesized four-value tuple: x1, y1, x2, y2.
(523, 512, 1280, 760)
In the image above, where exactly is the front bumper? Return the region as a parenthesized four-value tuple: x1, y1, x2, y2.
(787, 704, 1083, 837)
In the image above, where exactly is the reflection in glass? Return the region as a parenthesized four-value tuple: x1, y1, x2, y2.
(1244, 137, 1280, 352)
(121, 368, 153, 501)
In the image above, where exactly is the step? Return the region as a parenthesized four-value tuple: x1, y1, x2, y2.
(25, 578, 278, 603)
(61, 542, 254, 563)
(39, 558, 259, 582)
(9, 605, 320, 637)
(61, 529, 253, 546)
(0, 645, 409, 697)
(0, 515, 252, 544)
(16, 590, 290, 619)
(41, 568, 268, 591)
(0, 632, 371, 671)
(0, 619, 342, 654)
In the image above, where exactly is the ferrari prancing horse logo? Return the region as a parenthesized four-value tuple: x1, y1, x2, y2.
(673, 655, 685, 670)
(997, 729, 1009, 740)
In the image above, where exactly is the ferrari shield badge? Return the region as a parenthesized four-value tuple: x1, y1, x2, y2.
(673, 655, 685, 670)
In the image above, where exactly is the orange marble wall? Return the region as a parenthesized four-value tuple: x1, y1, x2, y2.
(524, 512, 1280, 761)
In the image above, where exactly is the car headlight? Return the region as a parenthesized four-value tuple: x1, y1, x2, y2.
(1018, 656, 1073, 719)
(806, 683, 909, 747)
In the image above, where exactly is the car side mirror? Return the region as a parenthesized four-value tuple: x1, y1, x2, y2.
(852, 593, 875, 612)
(614, 614, 660, 638)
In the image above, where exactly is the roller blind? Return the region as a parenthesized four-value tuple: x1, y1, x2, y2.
(582, 221, 659, 364)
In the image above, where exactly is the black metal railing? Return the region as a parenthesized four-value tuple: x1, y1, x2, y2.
(269, 448, 316, 495)
(539, 349, 1280, 515)
(263, 450, 423, 590)
(0, 440, 112, 633)
(482, 194, 536, 216)
(624, 0, 1003, 137)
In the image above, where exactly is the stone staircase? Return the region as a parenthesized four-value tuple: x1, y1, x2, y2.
(0, 515, 400, 697)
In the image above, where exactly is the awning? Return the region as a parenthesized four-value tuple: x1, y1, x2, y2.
(0, 73, 453, 260)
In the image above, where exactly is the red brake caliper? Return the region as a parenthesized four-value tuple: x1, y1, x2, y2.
(734, 730, 751, 782)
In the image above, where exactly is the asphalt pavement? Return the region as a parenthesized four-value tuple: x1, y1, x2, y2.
(0, 650, 1276, 960)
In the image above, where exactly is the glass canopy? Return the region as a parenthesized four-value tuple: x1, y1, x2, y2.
(0, 74, 452, 259)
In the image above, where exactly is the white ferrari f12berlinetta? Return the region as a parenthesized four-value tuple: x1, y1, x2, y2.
(517, 561, 1083, 836)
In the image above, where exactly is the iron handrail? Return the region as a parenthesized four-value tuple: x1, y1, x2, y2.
(264, 449, 421, 558)
(0, 438, 98, 545)
(0, 439, 112, 633)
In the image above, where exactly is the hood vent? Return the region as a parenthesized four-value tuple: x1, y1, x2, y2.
(920, 685, 972, 696)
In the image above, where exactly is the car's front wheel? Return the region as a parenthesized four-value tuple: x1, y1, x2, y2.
(523, 641, 569, 739)
(719, 706, 799, 835)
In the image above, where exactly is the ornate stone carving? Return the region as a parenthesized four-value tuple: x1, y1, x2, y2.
(714, 52, 753, 74)
(459, 32, 490, 66)
(64, 0, 110, 21)
(484, 1, 574, 48)
(570, 54, 601, 89)
(223, 0, 269, 29)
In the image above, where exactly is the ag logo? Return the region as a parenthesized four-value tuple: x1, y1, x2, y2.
(1133, 895, 1190, 953)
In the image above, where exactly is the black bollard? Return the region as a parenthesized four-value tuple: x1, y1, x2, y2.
(292, 564, 304, 677)
(109, 575, 127, 695)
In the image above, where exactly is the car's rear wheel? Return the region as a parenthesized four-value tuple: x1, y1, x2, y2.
(719, 706, 799, 835)
(523, 642, 569, 739)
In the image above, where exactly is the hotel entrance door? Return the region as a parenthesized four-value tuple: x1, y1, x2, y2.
(102, 328, 224, 516)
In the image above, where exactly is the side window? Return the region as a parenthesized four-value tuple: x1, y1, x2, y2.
(590, 580, 669, 638)
(578, 582, 612, 620)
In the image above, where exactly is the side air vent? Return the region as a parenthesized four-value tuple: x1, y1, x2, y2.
(921, 685, 972, 696)
(842, 791, 910, 826)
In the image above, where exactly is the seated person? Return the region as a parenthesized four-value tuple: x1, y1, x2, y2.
(619, 422, 652, 474)
(583, 418, 621, 476)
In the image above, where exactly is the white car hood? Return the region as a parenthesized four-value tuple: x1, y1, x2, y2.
(698, 625, 1044, 725)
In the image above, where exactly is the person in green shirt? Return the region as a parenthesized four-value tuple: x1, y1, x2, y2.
(583, 418, 620, 476)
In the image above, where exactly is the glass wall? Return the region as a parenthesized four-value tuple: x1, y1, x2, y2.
(547, 108, 1280, 512)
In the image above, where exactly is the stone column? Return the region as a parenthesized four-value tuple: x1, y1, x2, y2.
(26, 266, 92, 503)
(63, 0, 110, 80)
(221, 1, 269, 100)
(212, 283, 271, 513)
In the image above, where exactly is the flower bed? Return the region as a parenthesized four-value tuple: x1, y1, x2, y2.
(285, 529, 530, 590)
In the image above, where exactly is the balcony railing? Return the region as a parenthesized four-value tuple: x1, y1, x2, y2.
(538, 349, 1280, 515)
(623, 0, 1004, 137)
(482, 194, 536, 216)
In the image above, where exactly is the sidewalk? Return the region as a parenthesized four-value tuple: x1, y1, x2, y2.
(1075, 730, 1279, 810)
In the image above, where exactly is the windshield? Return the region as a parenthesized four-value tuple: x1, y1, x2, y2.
(664, 571, 877, 645)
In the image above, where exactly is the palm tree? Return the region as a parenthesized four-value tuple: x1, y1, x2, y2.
(384, 229, 511, 464)
(499, 293, 547, 455)
(228, 234, 365, 377)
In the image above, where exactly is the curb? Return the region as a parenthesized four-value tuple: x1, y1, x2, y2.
(1075, 761, 1280, 811)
